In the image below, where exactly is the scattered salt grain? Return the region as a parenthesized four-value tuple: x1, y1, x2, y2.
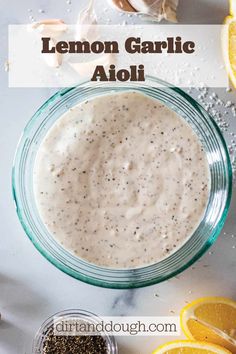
(210, 92, 217, 100)
(225, 100, 232, 108)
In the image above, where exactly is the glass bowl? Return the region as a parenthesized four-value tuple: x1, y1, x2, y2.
(12, 77, 232, 289)
(33, 309, 118, 354)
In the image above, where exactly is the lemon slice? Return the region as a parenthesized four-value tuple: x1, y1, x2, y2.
(222, 15, 236, 88)
(181, 297, 236, 353)
(152, 340, 232, 354)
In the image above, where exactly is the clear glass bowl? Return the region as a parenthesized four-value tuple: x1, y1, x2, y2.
(33, 309, 118, 354)
(12, 77, 232, 289)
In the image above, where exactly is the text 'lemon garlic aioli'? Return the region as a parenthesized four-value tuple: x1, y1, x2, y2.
(33, 91, 210, 268)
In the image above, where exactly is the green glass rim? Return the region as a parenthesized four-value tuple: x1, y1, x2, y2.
(12, 76, 233, 289)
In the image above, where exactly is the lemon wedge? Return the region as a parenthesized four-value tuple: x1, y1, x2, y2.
(152, 340, 232, 354)
(180, 297, 236, 353)
(229, 0, 236, 16)
(222, 14, 236, 88)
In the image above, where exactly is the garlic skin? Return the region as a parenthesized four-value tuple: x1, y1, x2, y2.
(108, 0, 179, 22)
(162, 0, 179, 22)
(129, 0, 156, 13)
(129, 0, 179, 22)
(108, 0, 137, 13)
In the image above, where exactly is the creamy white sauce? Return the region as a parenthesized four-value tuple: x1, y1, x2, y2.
(33, 91, 210, 269)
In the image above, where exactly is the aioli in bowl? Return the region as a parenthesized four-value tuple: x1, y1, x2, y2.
(33, 91, 210, 269)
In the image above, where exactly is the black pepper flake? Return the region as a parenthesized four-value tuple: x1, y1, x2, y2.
(42, 327, 108, 354)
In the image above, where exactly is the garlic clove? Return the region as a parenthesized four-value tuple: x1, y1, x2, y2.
(42, 53, 62, 68)
(32, 19, 65, 26)
(31, 19, 67, 37)
(76, 0, 99, 42)
(41, 38, 62, 68)
(30, 19, 66, 68)
(69, 54, 114, 78)
(77, 0, 96, 25)
(108, 0, 137, 13)
(4, 60, 10, 72)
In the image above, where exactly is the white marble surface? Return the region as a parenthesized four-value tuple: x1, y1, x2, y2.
(0, 1, 235, 353)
